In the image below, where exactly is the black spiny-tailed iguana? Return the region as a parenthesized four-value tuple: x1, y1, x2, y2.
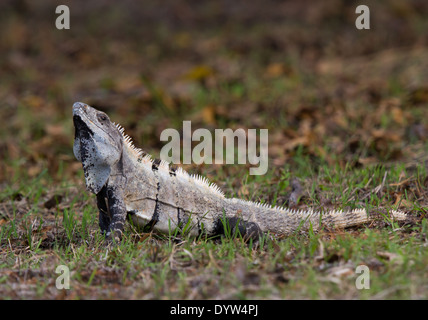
(72, 102, 406, 242)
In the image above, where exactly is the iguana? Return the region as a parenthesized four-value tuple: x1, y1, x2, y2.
(72, 102, 406, 242)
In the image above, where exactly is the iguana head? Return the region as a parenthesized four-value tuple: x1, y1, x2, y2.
(73, 102, 123, 194)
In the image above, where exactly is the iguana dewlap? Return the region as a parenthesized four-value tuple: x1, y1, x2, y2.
(72, 102, 406, 242)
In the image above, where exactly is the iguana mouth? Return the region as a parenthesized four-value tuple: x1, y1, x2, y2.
(73, 114, 93, 137)
(73, 114, 94, 167)
(73, 102, 94, 135)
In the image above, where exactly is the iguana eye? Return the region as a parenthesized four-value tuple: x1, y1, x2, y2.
(97, 113, 108, 123)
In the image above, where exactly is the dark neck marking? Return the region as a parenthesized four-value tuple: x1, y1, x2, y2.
(145, 159, 162, 231)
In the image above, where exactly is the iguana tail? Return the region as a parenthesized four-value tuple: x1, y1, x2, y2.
(222, 198, 407, 236)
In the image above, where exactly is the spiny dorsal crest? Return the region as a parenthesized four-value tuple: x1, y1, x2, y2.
(114, 120, 225, 197)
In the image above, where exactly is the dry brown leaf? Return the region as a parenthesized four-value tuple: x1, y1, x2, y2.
(377, 251, 403, 265)
(45, 124, 66, 137)
(283, 136, 308, 151)
(391, 107, 405, 125)
(265, 63, 285, 77)
(183, 65, 213, 81)
(201, 105, 216, 125)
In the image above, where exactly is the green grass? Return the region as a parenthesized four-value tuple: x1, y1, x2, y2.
(1, 156, 427, 299)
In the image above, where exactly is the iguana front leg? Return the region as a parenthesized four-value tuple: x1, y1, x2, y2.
(102, 185, 127, 242)
(96, 186, 111, 234)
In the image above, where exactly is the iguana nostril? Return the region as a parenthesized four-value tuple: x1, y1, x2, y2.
(73, 102, 88, 113)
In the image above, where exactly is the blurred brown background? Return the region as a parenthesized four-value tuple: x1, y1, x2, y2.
(0, 0, 427, 185)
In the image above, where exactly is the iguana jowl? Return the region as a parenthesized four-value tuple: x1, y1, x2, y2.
(72, 102, 406, 242)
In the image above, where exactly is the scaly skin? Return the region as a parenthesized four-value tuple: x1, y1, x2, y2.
(72, 102, 406, 242)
